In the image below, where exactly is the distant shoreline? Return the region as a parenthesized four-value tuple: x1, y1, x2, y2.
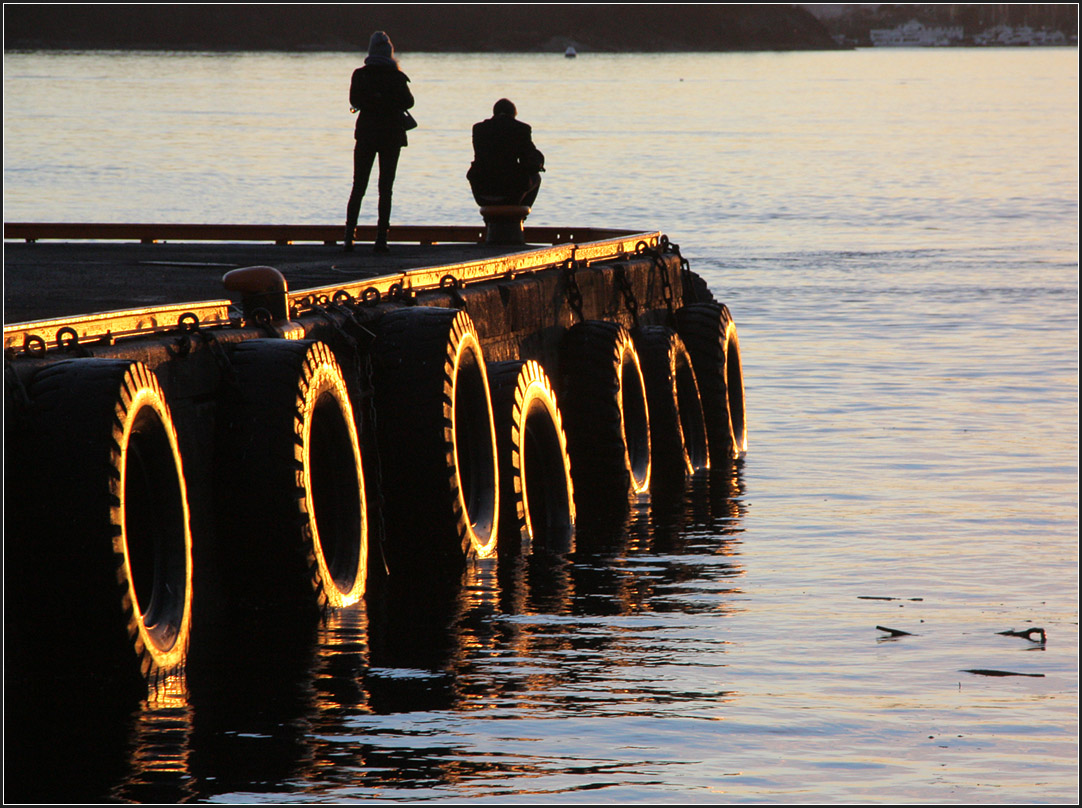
(6, 43, 1076, 54)
(2, 5, 842, 54)
(4, 46, 852, 54)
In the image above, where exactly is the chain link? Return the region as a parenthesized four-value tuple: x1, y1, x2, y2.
(563, 259, 585, 322)
(636, 239, 678, 318)
(662, 235, 693, 293)
(174, 314, 239, 388)
(614, 266, 640, 328)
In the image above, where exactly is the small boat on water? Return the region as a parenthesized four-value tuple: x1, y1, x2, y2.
(565, 46, 577, 58)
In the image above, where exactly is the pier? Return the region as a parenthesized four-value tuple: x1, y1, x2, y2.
(4, 222, 747, 695)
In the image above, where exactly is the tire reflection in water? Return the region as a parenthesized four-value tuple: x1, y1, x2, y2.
(109, 674, 195, 803)
(7, 466, 745, 801)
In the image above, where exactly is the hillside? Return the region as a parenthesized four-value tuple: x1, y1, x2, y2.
(4, 5, 841, 53)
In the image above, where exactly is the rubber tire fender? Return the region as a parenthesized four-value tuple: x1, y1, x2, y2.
(217, 339, 367, 609)
(370, 307, 500, 565)
(21, 358, 193, 687)
(674, 302, 748, 462)
(634, 325, 710, 482)
(488, 359, 575, 554)
(558, 320, 651, 519)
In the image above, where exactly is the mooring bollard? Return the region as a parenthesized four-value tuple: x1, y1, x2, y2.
(479, 205, 530, 245)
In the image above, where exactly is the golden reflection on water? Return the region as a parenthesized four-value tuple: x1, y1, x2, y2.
(5, 464, 748, 802)
(5, 464, 751, 802)
(110, 675, 195, 803)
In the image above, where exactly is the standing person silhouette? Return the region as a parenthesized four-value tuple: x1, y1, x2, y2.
(467, 99, 545, 208)
(344, 31, 414, 253)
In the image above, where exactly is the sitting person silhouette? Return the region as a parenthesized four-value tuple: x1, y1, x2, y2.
(467, 99, 545, 208)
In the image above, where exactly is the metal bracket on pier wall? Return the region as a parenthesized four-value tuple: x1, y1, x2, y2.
(439, 275, 468, 310)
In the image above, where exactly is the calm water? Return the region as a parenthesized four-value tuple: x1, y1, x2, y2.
(3, 49, 1078, 803)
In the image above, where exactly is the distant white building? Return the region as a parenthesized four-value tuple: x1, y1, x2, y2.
(973, 25, 1068, 46)
(870, 20, 964, 47)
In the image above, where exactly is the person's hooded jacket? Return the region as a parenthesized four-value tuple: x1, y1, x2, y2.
(350, 31, 414, 149)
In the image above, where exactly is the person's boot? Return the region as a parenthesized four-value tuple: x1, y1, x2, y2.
(373, 225, 389, 254)
(343, 222, 355, 252)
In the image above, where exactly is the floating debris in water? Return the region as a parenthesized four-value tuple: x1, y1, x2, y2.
(997, 627, 1047, 643)
(876, 625, 915, 637)
(858, 596, 924, 601)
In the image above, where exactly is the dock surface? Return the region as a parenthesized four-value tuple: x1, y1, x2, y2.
(4, 223, 647, 325)
(4, 239, 537, 324)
